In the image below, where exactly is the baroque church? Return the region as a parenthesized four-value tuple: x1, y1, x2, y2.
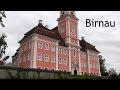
(12, 11, 101, 76)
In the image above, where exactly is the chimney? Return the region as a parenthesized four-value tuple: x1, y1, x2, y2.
(39, 20, 43, 24)
(45, 25, 48, 28)
(81, 37, 84, 40)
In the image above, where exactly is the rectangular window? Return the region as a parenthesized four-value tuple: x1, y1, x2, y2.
(63, 59, 67, 65)
(38, 41, 43, 49)
(94, 64, 95, 68)
(51, 56, 55, 63)
(84, 53, 86, 58)
(90, 63, 92, 68)
(51, 45, 55, 52)
(80, 53, 82, 58)
(45, 43, 49, 50)
(44, 55, 49, 62)
(63, 49, 67, 55)
(81, 62, 84, 67)
(38, 53, 42, 61)
(84, 63, 87, 67)
(89, 55, 92, 59)
(28, 53, 31, 61)
(58, 58, 62, 64)
(58, 48, 62, 54)
(95, 64, 98, 68)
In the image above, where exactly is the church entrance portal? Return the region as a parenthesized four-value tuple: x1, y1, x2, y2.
(74, 70, 77, 75)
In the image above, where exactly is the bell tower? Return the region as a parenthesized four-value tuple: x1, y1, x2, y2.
(57, 11, 79, 46)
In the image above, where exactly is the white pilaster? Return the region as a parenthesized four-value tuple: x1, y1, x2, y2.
(68, 16, 71, 44)
(30, 40, 34, 68)
(17, 51, 20, 67)
(87, 50, 90, 74)
(78, 50, 81, 75)
(55, 42, 59, 70)
(97, 55, 101, 76)
(68, 46, 71, 72)
(32, 35, 38, 68)
(66, 17, 68, 36)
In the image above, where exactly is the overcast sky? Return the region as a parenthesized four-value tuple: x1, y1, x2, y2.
(0, 11, 120, 73)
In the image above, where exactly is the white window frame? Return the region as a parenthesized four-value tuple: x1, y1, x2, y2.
(51, 45, 55, 52)
(58, 48, 62, 54)
(38, 41, 43, 49)
(81, 62, 83, 67)
(28, 53, 31, 61)
(90, 63, 92, 68)
(51, 56, 55, 63)
(83, 53, 86, 58)
(94, 64, 96, 68)
(63, 59, 67, 65)
(44, 54, 49, 62)
(45, 43, 49, 50)
(95, 64, 98, 68)
(84, 63, 87, 67)
(58, 58, 62, 64)
(63, 49, 67, 55)
(38, 53, 42, 61)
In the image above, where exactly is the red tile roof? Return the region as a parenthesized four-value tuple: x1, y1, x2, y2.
(19, 23, 99, 53)
(80, 39, 100, 53)
(19, 23, 67, 47)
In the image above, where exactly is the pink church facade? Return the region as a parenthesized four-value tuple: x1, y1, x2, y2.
(12, 11, 101, 76)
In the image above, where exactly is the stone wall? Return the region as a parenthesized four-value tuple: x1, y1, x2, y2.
(0, 66, 71, 79)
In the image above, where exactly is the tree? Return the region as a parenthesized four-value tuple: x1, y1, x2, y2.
(0, 33, 7, 59)
(0, 11, 6, 27)
(0, 11, 7, 60)
(108, 68, 119, 79)
(108, 68, 117, 75)
(99, 55, 107, 76)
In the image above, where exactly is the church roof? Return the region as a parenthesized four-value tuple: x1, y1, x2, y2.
(19, 23, 99, 53)
(19, 23, 67, 47)
(79, 38, 100, 53)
